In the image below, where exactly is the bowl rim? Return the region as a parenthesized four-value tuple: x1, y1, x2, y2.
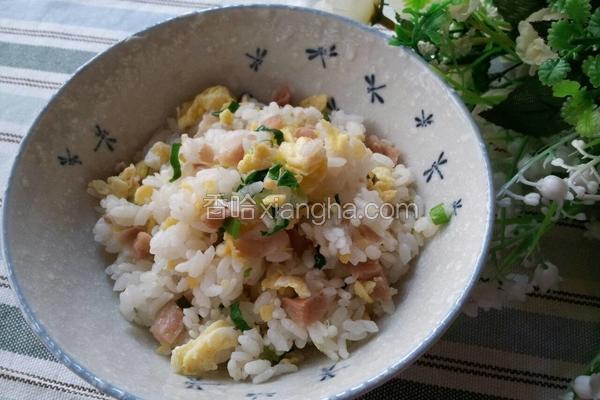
(1, 4, 495, 400)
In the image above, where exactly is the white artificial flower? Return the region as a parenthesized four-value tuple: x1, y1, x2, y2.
(504, 274, 533, 302)
(314, 0, 380, 24)
(536, 175, 569, 203)
(523, 192, 541, 206)
(463, 281, 503, 317)
(516, 21, 557, 70)
(526, 7, 565, 22)
(417, 40, 437, 57)
(531, 261, 562, 293)
(448, 0, 480, 22)
(573, 373, 600, 400)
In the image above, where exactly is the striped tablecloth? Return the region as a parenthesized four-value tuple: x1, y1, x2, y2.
(0, 1, 598, 399)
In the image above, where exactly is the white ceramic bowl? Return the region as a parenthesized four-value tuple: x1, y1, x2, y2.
(2, 5, 494, 400)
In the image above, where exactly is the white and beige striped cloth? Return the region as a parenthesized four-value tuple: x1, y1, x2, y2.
(0, 1, 598, 399)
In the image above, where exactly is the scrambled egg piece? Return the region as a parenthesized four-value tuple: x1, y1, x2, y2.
(261, 272, 311, 298)
(237, 142, 276, 174)
(320, 121, 368, 158)
(134, 185, 154, 205)
(177, 86, 234, 130)
(279, 137, 327, 196)
(87, 164, 142, 199)
(368, 167, 398, 203)
(299, 94, 328, 112)
(354, 280, 376, 304)
(171, 320, 239, 376)
(144, 142, 171, 170)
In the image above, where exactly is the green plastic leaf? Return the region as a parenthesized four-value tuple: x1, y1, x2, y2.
(561, 90, 591, 125)
(549, 0, 567, 12)
(230, 302, 251, 331)
(417, 2, 451, 45)
(314, 245, 326, 269)
(548, 20, 579, 52)
(564, 0, 591, 25)
(169, 143, 182, 182)
(589, 9, 600, 37)
(480, 77, 570, 136)
(429, 203, 450, 225)
(405, 0, 431, 11)
(552, 80, 581, 97)
(538, 59, 571, 86)
(583, 55, 600, 88)
(576, 106, 600, 137)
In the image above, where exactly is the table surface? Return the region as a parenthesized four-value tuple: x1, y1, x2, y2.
(0, 1, 598, 399)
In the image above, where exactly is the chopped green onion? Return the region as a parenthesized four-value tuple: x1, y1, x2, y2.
(261, 215, 289, 236)
(314, 245, 326, 269)
(175, 296, 192, 309)
(245, 168, 269, 184)
(256, 125, 284, 145)
(259, 346, 285, 364)
(169, 143, 182, 182)
(212, 101, 240, 116)
(267, 164, 282, 180)
(222, 217, 242, 239)
(323, 112, 331, 122)
(243, 268, 252, 278)
(429, 203, 450, 225)
(227, 101, 240, 113)
(278, 169, 299, 189)
(266, 164, 298, 188)
(230, 301, 251, 331)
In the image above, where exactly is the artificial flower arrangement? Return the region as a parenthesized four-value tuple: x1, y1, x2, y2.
(315, 0, 599, 398)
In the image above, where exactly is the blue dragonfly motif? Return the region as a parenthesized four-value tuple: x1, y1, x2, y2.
(305, 44, 338, 68)
(246, 48, 268, 72)
(327, 96, 339, 111)
(319, 363, 348, 381)
(415, 109, 434, 127)
(423, 152, 448, 182)
(246, 392, 276, 400)
(57, 148, 81, 166)
(452, 198, 463, 215)
(364, 74, 386, 104)
(93, 124, 116, 152)
(183, 378, 223, 391)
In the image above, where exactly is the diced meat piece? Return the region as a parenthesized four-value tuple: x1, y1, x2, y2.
(295, 126, 317, 139)
(263, 116, 284, 130)
(347, 260, 383, 281)
(282, 294, 330, 327)
(271, 85, 291, 106)
(193, 143, 215, 168)
(234, 223, 290, 259)
(133, 231, 152, 259)
(287, 228, 312, 256)
(150, 301, 184, 345)
(217, 142, 244, 167)
(118, 227, 143, 245)
(357, 225, 381, 241)
(372, 276, 391, 300)
(366, 135, 401, 165)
